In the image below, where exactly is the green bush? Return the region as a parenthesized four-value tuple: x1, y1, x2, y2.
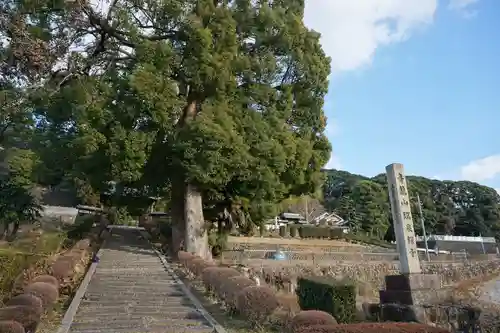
(329, 228, 344, 239)
(66, 215, 94, 240)
(298, 226, 331, 239)
(279, 225, 287, 237)
(296, 276, 356, 324)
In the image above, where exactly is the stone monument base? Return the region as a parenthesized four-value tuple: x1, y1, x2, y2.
(379, 273, 447, 322)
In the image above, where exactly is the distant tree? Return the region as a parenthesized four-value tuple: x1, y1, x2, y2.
(323, 169, 500, 240)
(0, 177, 42, 239)
(3, 0, 332, 258)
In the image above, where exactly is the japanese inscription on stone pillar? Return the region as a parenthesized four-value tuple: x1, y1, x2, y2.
(386, 163, 421, 274)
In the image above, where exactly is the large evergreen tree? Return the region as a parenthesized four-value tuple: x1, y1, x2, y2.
(2, 0, 332, 258)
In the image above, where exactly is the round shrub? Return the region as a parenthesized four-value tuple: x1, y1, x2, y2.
(32, 275, 59, 288)
(51, 257, 75, 281)
(221, 275, 255, 308)
(6, 294, 43, 316)
(0, 321, 25, 333)
(178, 251, 194, 266)
(290, 310, 338, 333)
(236, 285, 280, 326)
(201, 266, 222, 292)
(187, 258, 214, 277)
(209, 268, 240, 296)
(24, 282, 59, 309)
(0, 306, 40, 332)
(74, 238, 91, 250)
(298, 323, 452, 333)
(201, 267, 239, 294)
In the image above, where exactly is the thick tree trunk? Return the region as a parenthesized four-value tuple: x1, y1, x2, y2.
(0, 221, 7, 239)
(170, 177, 185, 254)
(184, 183, 211, 260)
(170, 95, 211, 260)
(10, 221, 19, 237)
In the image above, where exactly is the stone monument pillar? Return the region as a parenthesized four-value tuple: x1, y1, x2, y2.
(380, 163, 444, 323)
(386, 163, 421, 274)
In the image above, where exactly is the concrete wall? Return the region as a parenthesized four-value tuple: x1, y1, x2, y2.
(40, 205, 78, 224)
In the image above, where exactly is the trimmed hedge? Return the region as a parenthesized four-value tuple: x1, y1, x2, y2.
(5, 294, 43, 316)
(297, 276, 356, 324)
(221, 275, 256, 309)
(236, 285, 280, 326)
(0, 321, 25, 333)
(31, 275, 59, 288)
(290, 310, 337, 333)
(298, 226, 335, 239)
(51, 256, 77, 281)
(24, 282, 59, 310)
(298, 323, 451, 333)
(0, 306, 40, 333)
(201, 267, 240, 295)
(178, 251, 195, 266)
(279, 226, 287, 237)
(186, 257, 214, 277)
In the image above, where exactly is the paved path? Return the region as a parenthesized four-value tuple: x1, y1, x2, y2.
(66, 227, 216, 333)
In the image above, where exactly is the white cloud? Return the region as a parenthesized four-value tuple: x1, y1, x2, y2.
(495, 188, 500, 195)
(460, 155, 500, 182)
(448, 0, 479, 11)
(323, 118, 341, 170)
(325, 154, 342, 170)
(448, 0, 480, 18)
(304, 0, 438, 72)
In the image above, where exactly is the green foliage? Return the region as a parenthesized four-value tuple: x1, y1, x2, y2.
(279, 225, 287, 237)
(107, 207, 136, 226)
(2, 0, 333, 255)
(66, 215, 95, 240)
(297, 276, 356, 324)
(323, 169, 500, 240)
(25, 0, 330, 229)
(0, 231, 65, 301)
(298, 225, 330, 238)
(0, 176, 42, 238)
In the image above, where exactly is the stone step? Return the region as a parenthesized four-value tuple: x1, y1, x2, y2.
(66, 228, 219, 333)
(72, 315, 209, 325)
(70, 326, 214, 333)
(79, 303, 199, 312)
(76, 308, 203, 317)
(70, 321, 212, 331)
(85, 283, 181, 290)
(92, 271, 173, 283)
(82, 292, 190, 300)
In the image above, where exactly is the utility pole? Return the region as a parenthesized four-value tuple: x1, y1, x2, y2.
(304, 196, 309, 223)
(480, 233, 486, 254)
(417, 194, 430, 261)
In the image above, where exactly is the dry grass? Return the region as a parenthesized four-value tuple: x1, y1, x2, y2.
(228, 236, 362, 247)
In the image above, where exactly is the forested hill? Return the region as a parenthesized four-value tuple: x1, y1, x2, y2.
(323, 169, 500, 240)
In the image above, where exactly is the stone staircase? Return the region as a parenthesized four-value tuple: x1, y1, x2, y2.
(66, 227, 217, 333)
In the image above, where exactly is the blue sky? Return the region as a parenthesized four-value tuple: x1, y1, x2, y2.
(304, 0, 499, 193)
